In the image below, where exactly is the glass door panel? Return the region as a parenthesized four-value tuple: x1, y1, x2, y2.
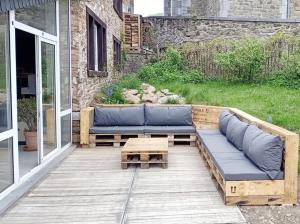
(40, 41, 57, 157)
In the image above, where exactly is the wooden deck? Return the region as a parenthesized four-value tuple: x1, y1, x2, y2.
(0, 146, 246, 224)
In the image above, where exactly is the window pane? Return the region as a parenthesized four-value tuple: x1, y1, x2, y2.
(0, 138, 14, 193)
(15, 1, 57, 35)
(42, 42, 57, 157)
(59, 0, 71, 110)
(0, 13, 12, 133)
(61, 114, 71, 147)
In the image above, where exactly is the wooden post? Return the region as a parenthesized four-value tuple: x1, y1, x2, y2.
(80, 107, 94, 147)
(46, 108, 55, 144)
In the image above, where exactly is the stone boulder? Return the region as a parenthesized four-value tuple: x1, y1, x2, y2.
(141, 83, 156, 94)
(158, 95, 186, 104)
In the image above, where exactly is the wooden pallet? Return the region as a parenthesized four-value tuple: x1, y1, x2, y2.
(145, 133, 196, 147)
(89, 134, 145, 147)
(121, 153, 168, 169)
(121, 138, 168, 169)
(89, 133, 196, 148)
(196, 139, 286, 205)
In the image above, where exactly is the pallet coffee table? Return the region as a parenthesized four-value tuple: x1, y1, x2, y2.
(121, 138, 168, 169)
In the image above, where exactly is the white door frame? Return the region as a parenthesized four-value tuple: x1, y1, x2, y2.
(0, 0, 73, 200)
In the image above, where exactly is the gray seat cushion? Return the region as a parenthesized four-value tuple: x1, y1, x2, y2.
(145, 126, 195, 134)
(226, 116, 249, 151)
(246, 132, 284, 180)
(219, 111, 234, 135)
(145, 105, 192, 126)
(90, 126, 144, 134)
(94, 106, 145, 126)
(214, 157, 284, 181)
(242, 125, 263, 155)
(197, 129, 240, 155)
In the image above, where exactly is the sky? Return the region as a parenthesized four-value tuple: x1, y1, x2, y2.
(134, 0, 164, 16)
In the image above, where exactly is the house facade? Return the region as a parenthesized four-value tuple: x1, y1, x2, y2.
(0, 0, 124, 214)
(164, 0, 300, 19)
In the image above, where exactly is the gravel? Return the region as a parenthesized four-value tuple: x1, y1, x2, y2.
(240, 177, 300, 224)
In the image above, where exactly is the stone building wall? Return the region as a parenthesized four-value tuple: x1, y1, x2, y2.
(227, 0, 287, 19)
(164, 0, 299, 19)
(71, 0, 123, 112)
(291, 0, 300, 19)
(71, 0, 123, 143)
(146, 16, 300, 48)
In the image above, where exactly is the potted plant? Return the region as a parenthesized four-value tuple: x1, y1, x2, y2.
(17, 97, 37, 151)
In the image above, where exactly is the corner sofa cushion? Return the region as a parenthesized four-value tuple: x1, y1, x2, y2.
(94, 106, 144, 126)
(145, 126, 195, 134)
(242, 125, 263, 155)
(219, 111, 234, 135)
(246, 132, 283, 180)
(226, 116, 249, 151)
(145, 105, 192, 126)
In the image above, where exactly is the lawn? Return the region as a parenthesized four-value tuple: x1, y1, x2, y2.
(155, 81, 300, 135)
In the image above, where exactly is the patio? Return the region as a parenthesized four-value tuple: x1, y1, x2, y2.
(0, 146, 245, 224)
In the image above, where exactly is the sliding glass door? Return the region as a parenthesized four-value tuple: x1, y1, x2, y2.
(38, 40, 57, 158)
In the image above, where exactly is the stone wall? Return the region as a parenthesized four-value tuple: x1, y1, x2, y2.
(227, 0, 287, 19)
(146, 16, 300, 48)
(123, 52, 155, 74)
(71, 0, 123, 143)
(291, 0, 300, 19)
(71, 0, 123, 112)
(164, 0, 299, 19)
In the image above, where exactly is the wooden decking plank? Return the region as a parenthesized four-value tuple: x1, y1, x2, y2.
(0, 146, 246, 224)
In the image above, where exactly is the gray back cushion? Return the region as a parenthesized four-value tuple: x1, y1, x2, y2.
(243, 125, 263, 155)
(94, 106, 145, 126)
(246, 132, 283, 180)
(219, 111, 234, 135)
(145, 105, 192, 126)
(226, 116, 249, 151)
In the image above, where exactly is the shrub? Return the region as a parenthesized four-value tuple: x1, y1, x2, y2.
(214, 38, 267, 82)
(138, 48, 204, 84)
(269, 50, 300, 89)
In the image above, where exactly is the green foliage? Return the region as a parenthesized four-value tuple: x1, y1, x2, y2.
(17, 97, 37, 131)
(137, 48, 205, 84)
(269, 50, 300, 89)
(99, 75, 142, 104)
(215, 38, 267, 82)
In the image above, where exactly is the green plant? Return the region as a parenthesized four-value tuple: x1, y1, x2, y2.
(269, 50, 300, 89)
(215, 38, 267, 82)
(17, 97, 37, 131)
(137, 48, 204, 84)
(99, 75, 142, 104)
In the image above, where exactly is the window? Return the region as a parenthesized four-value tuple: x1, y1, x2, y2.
(87, 8, 107, 74)
(113, 37, 121, 69)
(114, 0, 123, 19)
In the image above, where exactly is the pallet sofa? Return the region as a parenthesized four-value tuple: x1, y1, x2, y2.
(80, 104, 299, 205)
(81, 104, 196, 148)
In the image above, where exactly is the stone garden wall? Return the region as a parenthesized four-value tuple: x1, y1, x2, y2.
(146, 16, 300, 48)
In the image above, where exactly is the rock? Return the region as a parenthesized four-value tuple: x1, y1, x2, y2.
(122, 89, 141, 104)
(141, 83, 156, 94)
(142, 93, 158, 103)
(124, 94, 141, 104)
(156, 91, 165, 98)
(158, 95, 185, 104)
(123, 89, 139, 96)
(161, 89, 172, 96)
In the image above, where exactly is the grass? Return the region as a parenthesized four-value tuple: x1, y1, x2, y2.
(155, 81, 300, 134)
